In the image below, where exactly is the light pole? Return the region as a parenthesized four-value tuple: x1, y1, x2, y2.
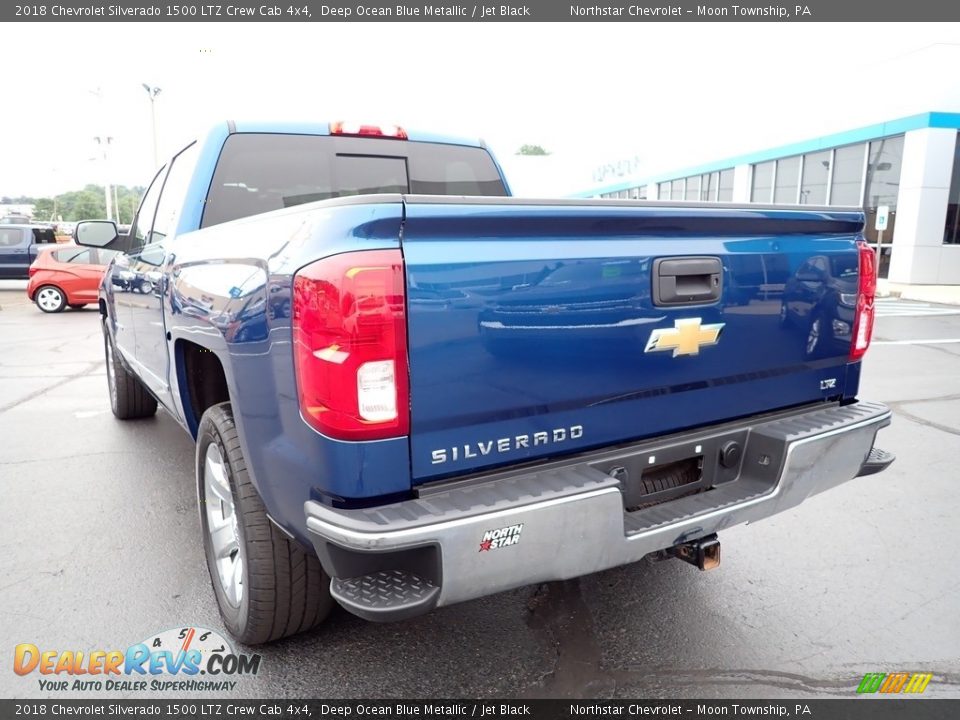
(94, 136, 114, 221)
(142, 83, 162, 169)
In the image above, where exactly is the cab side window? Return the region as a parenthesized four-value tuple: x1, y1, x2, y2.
(150, 142, 199, 245)
(129, 167, 167, 255)
(0, 228, 22, 247)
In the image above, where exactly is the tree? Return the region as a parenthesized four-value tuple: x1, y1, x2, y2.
(517, 144, 550, 156)
(25, 185, 145, 223)
(32, 198, 55, 221)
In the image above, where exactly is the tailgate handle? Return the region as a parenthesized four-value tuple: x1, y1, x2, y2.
(653, 257, 722, 306)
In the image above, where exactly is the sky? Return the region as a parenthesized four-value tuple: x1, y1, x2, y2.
(2, 23, 959, 200)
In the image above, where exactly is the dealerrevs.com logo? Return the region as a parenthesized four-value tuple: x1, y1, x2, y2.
(13, 627, 261, 693)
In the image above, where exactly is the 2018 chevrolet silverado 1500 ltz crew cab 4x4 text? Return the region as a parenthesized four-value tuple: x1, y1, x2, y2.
(74, 121, 894, 644)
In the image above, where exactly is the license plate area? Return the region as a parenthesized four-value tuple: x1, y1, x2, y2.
(621, 456, 706, 511)
(588, 428, 749, 512)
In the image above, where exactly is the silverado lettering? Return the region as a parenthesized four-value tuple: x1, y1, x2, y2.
(431, 425, 584, 464)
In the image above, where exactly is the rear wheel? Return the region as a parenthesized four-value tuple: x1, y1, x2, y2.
(103, 318, 158, 419)
(35, 285, 66, 313)
(197, 403, 333, 644)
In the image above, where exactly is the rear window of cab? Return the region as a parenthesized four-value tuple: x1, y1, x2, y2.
(201, 133, 507, 228)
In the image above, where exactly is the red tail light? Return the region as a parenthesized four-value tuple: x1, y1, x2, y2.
(292, 249, 409, 440)
(28, 266, 38, 277)
(849, 241, 876, 361)
(329, 121, 407, 140)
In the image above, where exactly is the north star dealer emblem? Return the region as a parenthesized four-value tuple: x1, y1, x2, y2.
(644, 317, 725, 357)
(479, 523, 523, 551)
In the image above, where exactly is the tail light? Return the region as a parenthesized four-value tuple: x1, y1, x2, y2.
(28, 266, 38, 277)
(329, 121, 407, 140)
(849, 241, 876, 361)
(292, 249, 409, 440)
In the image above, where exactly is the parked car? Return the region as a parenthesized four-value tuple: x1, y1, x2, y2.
(75, 120, 892, 645)
(0, 224, 58, 278)
(0, 214, 33, 225)
(26, 245, 117, 313)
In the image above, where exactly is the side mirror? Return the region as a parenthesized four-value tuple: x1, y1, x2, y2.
(139, 244, 166, 267)
(75, 220, 118, 248)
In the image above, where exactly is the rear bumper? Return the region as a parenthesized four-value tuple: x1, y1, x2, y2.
(305, 401, 892, 621)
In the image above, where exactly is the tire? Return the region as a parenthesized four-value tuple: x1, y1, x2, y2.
(35, 285, 66, 313)
(197, 403, 333, 645)
(138, 280, 153, 294)
(69, 304, 87, 310)
(103, 318, 158, 419)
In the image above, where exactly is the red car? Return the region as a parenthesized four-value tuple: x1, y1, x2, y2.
(27, 245, 117, 313)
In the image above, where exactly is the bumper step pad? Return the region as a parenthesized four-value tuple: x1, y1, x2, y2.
(330, 570, 440, 622)
(857, 447, 895, 477)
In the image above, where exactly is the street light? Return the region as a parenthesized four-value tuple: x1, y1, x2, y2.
(94, 136, 114, 221)
(142, 83, 162, 169)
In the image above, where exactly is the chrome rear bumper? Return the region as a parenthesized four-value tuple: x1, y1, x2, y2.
(305, 401, 891, 620)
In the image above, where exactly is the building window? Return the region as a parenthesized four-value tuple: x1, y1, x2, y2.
(864, 135, 905, 279)
(699, 172, 712, 201)
(718, 169, 734, 201)
(830, 143, 866, 206)
(673, 181, 680, 200)
(685, 175, 700, 201)
(865, 135, 904, 209)
(658, 181, 671, 200)
(774, 156, 801, 203)
(800, 150, 831, 205)
(945, 133, 960, 245)
(671, 179, 684, 201)
(751, 161, 774, 202)
(638, 185, 648, 200)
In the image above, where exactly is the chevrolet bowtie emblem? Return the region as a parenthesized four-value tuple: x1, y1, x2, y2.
(644, 318, 725, 357)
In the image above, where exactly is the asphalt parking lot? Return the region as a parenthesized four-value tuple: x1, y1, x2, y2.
(1, 281, 959, 700)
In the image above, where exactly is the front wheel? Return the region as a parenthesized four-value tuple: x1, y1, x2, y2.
(197, 403, 333, 645)
(35, 285, 66, 313)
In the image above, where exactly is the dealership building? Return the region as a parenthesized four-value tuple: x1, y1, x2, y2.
(579, 112, 960, 286)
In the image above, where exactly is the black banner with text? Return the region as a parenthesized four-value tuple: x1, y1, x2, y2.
(5, 0, 960, 22)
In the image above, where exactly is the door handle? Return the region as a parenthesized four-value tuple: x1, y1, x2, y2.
(653, 256, 722, 306)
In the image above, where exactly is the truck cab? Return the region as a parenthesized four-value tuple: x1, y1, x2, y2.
(0, 224, 57, 279)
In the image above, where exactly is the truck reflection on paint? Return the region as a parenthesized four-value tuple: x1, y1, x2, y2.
(780, 253, 859, 359)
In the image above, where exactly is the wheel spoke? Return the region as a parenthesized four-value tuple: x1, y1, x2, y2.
(204, 456, 232, 504)
(210, 524, 237, 560)
(203, 440, 245, 608)
(231, 556, 244, 602)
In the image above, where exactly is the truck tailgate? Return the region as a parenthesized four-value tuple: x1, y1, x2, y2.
(400, 198, 865, 482)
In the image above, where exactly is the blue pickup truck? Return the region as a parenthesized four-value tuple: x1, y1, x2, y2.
(74, 121, 894, 644)
(0, 224, 58, 278)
